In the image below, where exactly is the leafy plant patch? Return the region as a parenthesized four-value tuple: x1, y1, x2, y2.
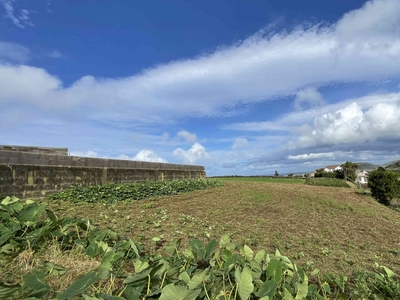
(47, 179, 224, 203)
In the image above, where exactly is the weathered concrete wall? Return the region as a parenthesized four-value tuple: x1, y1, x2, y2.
(0, 147, 206, 199)
(0, 145, 68, 155)
(0, 150, 203, 171)
(0, 164, 206, 198)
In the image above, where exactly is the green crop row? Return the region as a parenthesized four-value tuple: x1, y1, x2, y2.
(47, 179, 224, 203)
(1, 196, 399, 299)
(305, 178, 350, 188)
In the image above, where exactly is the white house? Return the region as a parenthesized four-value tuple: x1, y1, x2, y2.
(356, 170, 369, 185)
(324, 165, 342, 173)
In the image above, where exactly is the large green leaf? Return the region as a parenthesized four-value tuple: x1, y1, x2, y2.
(22, 270, 51, 298)
(283, 288, 294, 300)
(254, 249, 266, 264)
(266, 260, 283, 284)
(241, 245, 254, 261)
(235, 267, 254, 300)
(188, 239, 206, 259)
(256, 279, 278, 298)
(134, 259, 149, 273)
(1, 196, 19, 206)
(159, 284, 201, 300)
(187, 269, 209, 290)
(0, 229, 12, 246)
(204, 240, 218, 259)
(295, 282, 308, 300)
(56, 271, 98, 300)
(0, 283, 20, 300)
(165, 239, 181, 257)
(18, 203, 46, 225)
(219, 234, 231, 249)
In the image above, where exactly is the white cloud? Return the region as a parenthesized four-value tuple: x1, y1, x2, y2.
(232, 137, 248, 149)
(294, 87, 324, 111)
(1, 0, 400, 125)
(0, 42, 30, 63)
(223, 92, 400, 132)
(177, 130, 197, 143)
(70, 150, 98, 158)
(0, 0, 33, 28)
(288, 152, 335, 160)
(132, 150, 167, 163)
(290, 101, 400, 149)
(173, 143, 209, 164)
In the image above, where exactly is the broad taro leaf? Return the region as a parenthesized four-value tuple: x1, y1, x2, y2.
(235, 267, 254, 300)
(187, 269, 209, 290)
(254, 249, 266, 264)
(204, 239, 218, 259)
(1, 196, 19, 206)
(134, 258, 149, 273)
(18, 203, 46, 225)
(22, 269, 51, 298)
(240, 245, 254, 261)
(56, 271, 98, 300)
(0, 283, 20, 300)
(256, 279, 278, 298)
(188, 239, 206, 260)
(266, 260, 283, 284)
(0, 228, 12, 247)
(159, 284, 201, 300)
(164, 239, 181, 257)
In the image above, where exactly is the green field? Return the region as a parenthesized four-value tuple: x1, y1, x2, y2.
(217, 176, 305, 184)
(2, 179, 400, 299)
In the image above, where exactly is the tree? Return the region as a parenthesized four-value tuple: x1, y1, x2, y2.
(288, 173, 294, 178)
(368, 167, 400, 206)
(274, 170, 279, 177)
(341, 161, 358, 181)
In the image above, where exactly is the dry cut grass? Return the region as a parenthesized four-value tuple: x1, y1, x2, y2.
(41, 180, 400, 277)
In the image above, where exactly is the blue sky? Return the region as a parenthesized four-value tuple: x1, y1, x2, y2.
(1, 0, 400, 176)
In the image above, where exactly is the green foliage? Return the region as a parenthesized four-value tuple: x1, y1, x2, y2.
(47, 179, 224, 203)
(314, 171, 336, 178)
(1, 197, 399, 299)
(305, 178, 350, 188)
(368, 167, 400, 206)
(341, 161, 358, 181)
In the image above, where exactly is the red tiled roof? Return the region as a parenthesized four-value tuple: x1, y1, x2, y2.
(325, 165, 340, 169)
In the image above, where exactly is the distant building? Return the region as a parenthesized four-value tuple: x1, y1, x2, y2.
(356, 170, 369, 185)
(324, 165, 342, 173)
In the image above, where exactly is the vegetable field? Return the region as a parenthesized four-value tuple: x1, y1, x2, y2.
(1, 179, 400, 299)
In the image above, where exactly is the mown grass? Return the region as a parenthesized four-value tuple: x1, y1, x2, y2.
(218, 176, 305, 184)
(40, 180, 400, 278)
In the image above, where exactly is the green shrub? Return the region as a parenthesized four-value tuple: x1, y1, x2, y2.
(368, 167, 400, 206)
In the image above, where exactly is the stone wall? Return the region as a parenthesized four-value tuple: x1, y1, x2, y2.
(0, 150, 203, 170)
(0, 145, 68, 155)
(0, 149, 206, 199)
